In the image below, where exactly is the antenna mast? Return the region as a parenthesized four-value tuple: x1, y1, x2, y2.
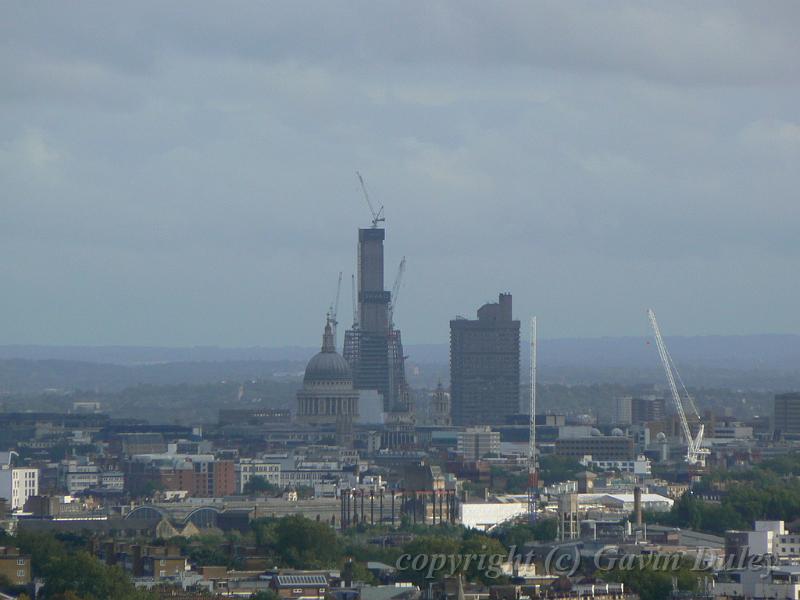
(528, 316, 539, 523)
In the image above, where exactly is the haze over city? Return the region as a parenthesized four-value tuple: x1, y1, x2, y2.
(2, 3, 799, 347)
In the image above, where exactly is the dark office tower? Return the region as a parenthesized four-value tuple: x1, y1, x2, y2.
(775, 393, 800, 439)
(631, 397, 667, 425)
(450, 293, 520, 426)
(343, 228, 409, 412)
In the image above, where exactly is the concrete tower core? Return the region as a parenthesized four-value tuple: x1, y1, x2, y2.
(343, 227, 409, 413)
(358, 228, 389, 332)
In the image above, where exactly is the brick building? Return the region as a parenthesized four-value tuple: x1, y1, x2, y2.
(0, 546, 31, 587)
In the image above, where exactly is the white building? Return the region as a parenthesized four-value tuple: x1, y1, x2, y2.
(236, 459, 281, 493)
(715, 566, 800, 600)
(726, 521, 800, 559)
(461, 498, 528, 530)
(60, 461, 101, 494)
(101, 471, 125, 491)
(580, 455, 652, 476)
(0, 467, 39, 510)
(457, 427, 500, 460)
(578, 492, 673, 512)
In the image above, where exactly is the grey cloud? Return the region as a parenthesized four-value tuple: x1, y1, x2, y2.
(0, 3, 799, 345)
(4, 2, 799, 88)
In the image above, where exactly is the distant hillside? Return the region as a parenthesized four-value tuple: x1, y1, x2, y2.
(3, 334, 798, 370)
(406, 334, 800, 371)
(0, 358, 305, 394)
(0, 334, 798, 393)
(0, 345, 316, 365)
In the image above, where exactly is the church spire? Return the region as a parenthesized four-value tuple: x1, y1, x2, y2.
(321, 316, 335, 353)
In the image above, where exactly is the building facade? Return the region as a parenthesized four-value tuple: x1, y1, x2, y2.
(236, 459, 281, 493)
(0, 467, 39, 510)
(450, 293, 520, 426)
(0, 546, 31, 587)
(631, 396, 666, 425)
(430, 383, 452, 427)
(296, 320, 359, 448)
(457, 427, 500, 461)
(613, 397, 633, 425)
(555, 436, 635, 460)
(775, 393, 800, 438)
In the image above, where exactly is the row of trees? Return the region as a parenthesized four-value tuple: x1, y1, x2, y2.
(11, 531, 155, 600)
(647, 453, 800, 535)
(2, 510, 561, 598)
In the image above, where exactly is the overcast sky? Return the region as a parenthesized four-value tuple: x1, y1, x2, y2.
(1, 2, 799, 347)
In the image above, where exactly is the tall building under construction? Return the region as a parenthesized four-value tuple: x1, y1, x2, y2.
(343, 227, 409, 413)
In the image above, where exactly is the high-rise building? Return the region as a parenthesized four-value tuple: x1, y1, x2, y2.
(631, 396, 666, 425)
(450, 293, 520, 426)
(614, 397, 633, 425)
(775, 393, 800, 438)
(343, 227, 409, 412)
(430, 382, 452, 427)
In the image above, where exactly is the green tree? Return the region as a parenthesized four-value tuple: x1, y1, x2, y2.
(400, 536, 462, 586)
(251, 591, 280, 600)
(273, 515, 341, 567)
(16, 531, 154, 600)
(460, 532, 509, 584)
(492, 518, 558, 549)
(186, 533, 233, 567)
(43, 551, 154, 600)
(341, 558, 378, 585)
(244, 476, 279, 495)
(539, 456, 583, 485)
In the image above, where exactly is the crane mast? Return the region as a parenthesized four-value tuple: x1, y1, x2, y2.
(388, 257, 406, 330)
(356, 171, 385, 228)
(329, 272, 343, 348)
(387, 258, 406, 410)
(647, 309, 708, 465)
(350, 274, 358, 329)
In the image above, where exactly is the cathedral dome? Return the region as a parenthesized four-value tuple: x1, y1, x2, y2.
(303, 319, 352, 384)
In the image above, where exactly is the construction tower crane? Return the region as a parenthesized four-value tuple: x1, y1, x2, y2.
(329, 272, 343, 348)
(647, 309, 709, 465)
(386, 257, 406, 411)
(388, 257, 406, 330)
(356, 171, 385, 228)
(350, 274, 358, 329)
